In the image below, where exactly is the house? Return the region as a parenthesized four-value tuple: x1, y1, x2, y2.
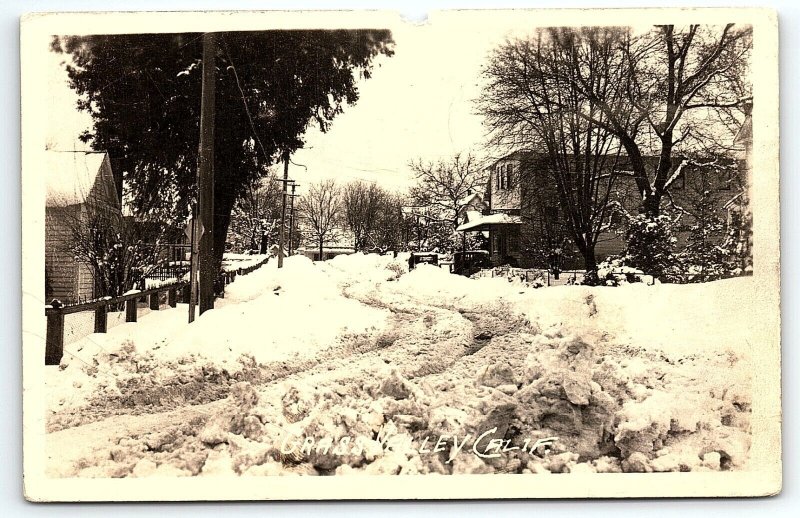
(459, 150, 742, 270)
(295, 224, 357, 261)
(298, 245, 355, 261)
(455, 191, 489, 229)
(45, 150, 121, 304)
(402, 192, 488, 252)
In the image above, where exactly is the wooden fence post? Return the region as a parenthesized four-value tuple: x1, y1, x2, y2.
(217, 275, 225, 298)
(126, 298, 137, 322)
(168, 287, 177, 308)
(45, 311, 64, 365)
(94, 304, 108, 333)
(149, 292, 160, 311)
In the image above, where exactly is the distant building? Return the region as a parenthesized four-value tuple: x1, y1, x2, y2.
(45, 150, 120, 304)
(298, 245, 355, 261)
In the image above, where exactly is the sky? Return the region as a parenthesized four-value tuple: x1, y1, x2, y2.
(46, 20, 518, 195)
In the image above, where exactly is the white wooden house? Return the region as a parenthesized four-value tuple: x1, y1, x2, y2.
(45, 150, 120, 304)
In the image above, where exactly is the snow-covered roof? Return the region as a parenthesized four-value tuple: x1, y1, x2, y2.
(463, 210, 483, 223)
(457, 192, 480, 207)
(456, 212, 522, 231)
(298, 247, 354, 254)
(46, 151, 109, 208)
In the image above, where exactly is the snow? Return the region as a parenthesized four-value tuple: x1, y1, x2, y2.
(45, 150, 109, 207)
(167, 256, 390, 368)
(144, 277, 183, 289)
(222, 253, 269, 272)
(457, 192, 480, 207)
(44, 252, 759, 477)
(456, 213, 523, 231)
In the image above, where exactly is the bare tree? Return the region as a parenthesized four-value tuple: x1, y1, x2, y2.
(481, 25, 752, 219)
(341, 181, 386, 252)
(299, 179, 342, 261)
(408, 153, 487, 229)
(627, 25, 751, 216)
(370, 192, 406, 251)
(59, 206, 164, 299)
(229, 172, 282, 253)
(479, 27, 627, 276)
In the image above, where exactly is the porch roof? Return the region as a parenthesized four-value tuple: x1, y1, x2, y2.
(456, 213, 522, 232)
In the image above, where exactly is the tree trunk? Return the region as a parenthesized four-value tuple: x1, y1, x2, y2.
(319, 236, 324, 262)
(582, 247, 598, 274)
(581, 247, 599, 285)
(211, 175, 238, 279)
(643, 193, 662, 218)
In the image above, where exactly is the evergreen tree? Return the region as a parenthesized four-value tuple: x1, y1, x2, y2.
(53, 30, 393, 272)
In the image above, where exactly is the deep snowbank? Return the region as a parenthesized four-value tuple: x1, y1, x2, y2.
(169, 256, 390, 367)
(46, 255, 390, 428)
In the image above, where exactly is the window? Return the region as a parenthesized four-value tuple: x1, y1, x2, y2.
(506, 164, 514, 189)
(495, 167, 500, 190)
(499, 165, 504, 190)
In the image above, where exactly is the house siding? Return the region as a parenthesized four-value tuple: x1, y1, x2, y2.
(45, 206, 84, 303)
(45, 152, 121, 304)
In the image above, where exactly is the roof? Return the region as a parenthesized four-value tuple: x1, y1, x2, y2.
(298, 247, 355, 254)
(463, 210, 483, 223)
(486, 150, 531, 169)
(46, 151, 110, 208)
(456, 213, 522, 231)
(457, 192, 481, 207)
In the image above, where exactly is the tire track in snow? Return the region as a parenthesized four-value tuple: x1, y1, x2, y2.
(45, 269, 533, 476)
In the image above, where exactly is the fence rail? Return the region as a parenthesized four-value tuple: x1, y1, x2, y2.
(43, 255, 270, 365)
(473, 266, 656, 287)
(146, 263, 191, 282)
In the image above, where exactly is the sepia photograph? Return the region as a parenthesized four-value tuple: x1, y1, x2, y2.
(20, 7, 781, 501)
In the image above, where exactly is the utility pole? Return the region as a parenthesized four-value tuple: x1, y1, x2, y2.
(197, 32, 216, 315)
(288, 182, 300, 255)
(277, 152, 290, 268)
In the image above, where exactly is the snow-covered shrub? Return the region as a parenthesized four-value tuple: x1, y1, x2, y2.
(621, 214, 678, 281)
(385, 261, 406, 281)
(674, 216, 743, 283)
(594, 256, 650, 286)
(526, 272, 546, 289)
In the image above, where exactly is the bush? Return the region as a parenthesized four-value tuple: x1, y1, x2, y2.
(621, 215, 678, 281)
(675, 233, 736, 283)
(594, 257, 650, 286)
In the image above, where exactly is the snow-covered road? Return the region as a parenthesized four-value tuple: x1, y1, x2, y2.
(45, 253, 758, 476)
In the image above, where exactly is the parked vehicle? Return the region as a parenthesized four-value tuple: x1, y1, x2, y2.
(452, 250, 491, 276)
(408, 252, 439, 270)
